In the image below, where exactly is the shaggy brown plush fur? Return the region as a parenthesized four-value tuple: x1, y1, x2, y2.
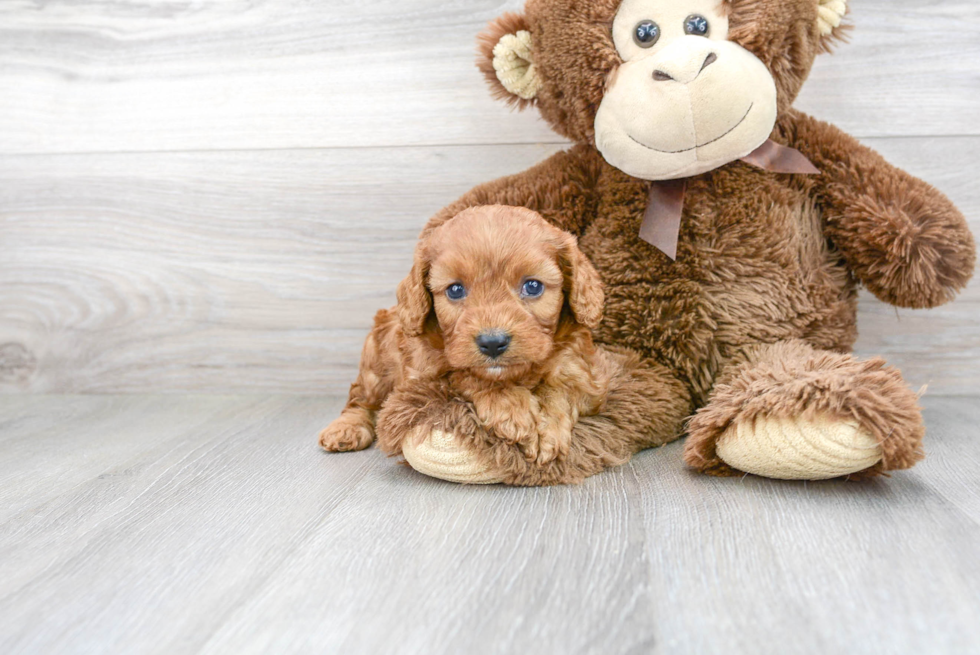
(320, 206, 619, 465)
(399, 0, 974, 482)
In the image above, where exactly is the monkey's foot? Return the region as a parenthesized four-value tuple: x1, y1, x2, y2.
(714, 414, 882, 480)
(401, 429, 505, 485)
(683, 340, 925, 480)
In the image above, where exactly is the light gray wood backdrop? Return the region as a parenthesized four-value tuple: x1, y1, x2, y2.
(1, 0, 978, 395)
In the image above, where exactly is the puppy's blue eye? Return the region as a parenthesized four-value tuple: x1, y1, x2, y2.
(521, 279, 544, 298)
(633, 20, 661, 48)
(684, 15, 709, 36)
(445, 283, 466, 300)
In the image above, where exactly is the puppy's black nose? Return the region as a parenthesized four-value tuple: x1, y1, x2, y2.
(476, 330, 511, 359)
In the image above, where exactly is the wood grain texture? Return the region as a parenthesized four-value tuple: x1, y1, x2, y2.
(0, 394, 978, 654)
(1, 137, 977, 394)
(0, 0, 977, 155)
(0, 143, 561, 393)
(2, 3, 978, 653)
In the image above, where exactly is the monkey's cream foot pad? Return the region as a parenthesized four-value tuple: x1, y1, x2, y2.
(401, 429, 505, 485)
(715, 414, 883, 480)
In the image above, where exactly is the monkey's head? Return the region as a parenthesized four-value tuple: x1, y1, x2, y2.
(479, 0, 848, 180)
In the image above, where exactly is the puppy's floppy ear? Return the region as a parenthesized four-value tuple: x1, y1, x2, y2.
(477, 13, 541, 109)
(396, 245, 432, 337)
(558, 234, 604, 330)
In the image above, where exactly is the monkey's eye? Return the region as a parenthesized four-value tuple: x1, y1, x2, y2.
(633, 20, 661, 48)
(521, 279, 545, 298)
(445, 283, 466, 300)
(684, 15, 710, 36)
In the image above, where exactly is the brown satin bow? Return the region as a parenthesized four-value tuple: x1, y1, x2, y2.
(639, 139, 820, 260)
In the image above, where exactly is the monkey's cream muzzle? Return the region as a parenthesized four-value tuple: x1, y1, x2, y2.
(595, 36, 778, 181)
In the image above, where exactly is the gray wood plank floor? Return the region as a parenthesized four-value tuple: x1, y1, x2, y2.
(1, 394, 978, 654)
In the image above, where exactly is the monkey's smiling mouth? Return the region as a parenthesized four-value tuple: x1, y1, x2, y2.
(629, 103, 754, 154)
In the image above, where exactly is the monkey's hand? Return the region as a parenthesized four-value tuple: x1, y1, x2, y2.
(787, 110, 975, 308)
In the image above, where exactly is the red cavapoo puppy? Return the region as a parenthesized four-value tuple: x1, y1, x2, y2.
(319, 205, 609, 465)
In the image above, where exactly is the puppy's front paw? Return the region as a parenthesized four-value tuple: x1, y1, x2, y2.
(473, 390, 542, 460)
(535, 412, 572, 466)
(517, 432, 539, 464)
(488, 417, 543, 464)
(318, 410, 375, 452)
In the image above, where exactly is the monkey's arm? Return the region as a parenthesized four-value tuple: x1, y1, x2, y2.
(783, 110, 975, 309)
(420, 144, 603, 239)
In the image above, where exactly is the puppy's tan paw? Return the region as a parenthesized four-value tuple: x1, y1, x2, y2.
(495, 421, 539, 462)
(535, 417, 571, 466)
(318, 412, 375, 452)
(502, 419, 546, 463)
(518, 435, 539, 464)
(492, 416, 538, 448)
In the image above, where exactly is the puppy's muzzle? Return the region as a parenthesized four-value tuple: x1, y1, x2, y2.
(475, 330, 511, 359)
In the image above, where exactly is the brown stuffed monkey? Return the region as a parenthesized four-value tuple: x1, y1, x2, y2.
(371, 0, 976, 485)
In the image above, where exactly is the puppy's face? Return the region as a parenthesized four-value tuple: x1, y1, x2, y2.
(430, 225, 563, 381)
(397, 206, 603, 383)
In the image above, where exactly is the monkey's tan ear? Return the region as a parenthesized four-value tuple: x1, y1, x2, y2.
(816, 0, 849, 50)
(396, 247, 433, 337)
(559, 235, 604, 330)
(477, 13, 541, 109)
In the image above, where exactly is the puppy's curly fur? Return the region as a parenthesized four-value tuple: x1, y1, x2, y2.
(319, 205, 610, 466)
